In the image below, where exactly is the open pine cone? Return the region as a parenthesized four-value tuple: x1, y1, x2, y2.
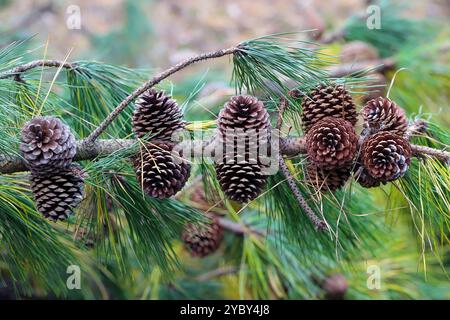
(182, 216, 223, 257)
(215, 95, 270, 203)
(216, 154, 267, 203)
(301, 84, 357, 133)
(361, 131, 412, 182)
(218, 95, 270, 134)
(306, 117, 358, 169)
(134, 142, 190, 199)
(305, 163, 352, 192)
(132, 89, 185, 141)
(20, 117, 76, 174)
(362, 97, 408, 136)
(353, 162, 382, 188)
(30, 163, 85, 221)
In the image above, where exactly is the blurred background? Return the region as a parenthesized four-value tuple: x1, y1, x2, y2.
(1, 0, 448, 121)
(0, 0, 448, 65)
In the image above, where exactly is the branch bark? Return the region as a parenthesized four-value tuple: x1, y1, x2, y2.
(0, 60, 76, 79)
(411, 145, 450, 164)
(276, 98, 326, 232)
(1, 136, 448, 174)
(83, 46, 239, 145)
(216, 216, 266, 237)
(0, 139, 134, 174)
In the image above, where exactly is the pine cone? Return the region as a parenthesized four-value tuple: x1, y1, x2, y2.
(182, 216, 223, 257)
(306, 117, 358, 169)
(134, 142, 190, 199)
(218, 95, 270, 133)
(132, 89, 185, 141)
(362, 97, 408, 136)
(20, 117, 76, 174)
(215, 95, 270, 203)
(30, 164, 85, 221)
(188, 181, 223, 212)
(322, 274, 348, 300)
(361, 132, 412, 182)
(305, 163, 352, 192)
(301, 84, 357, 133)
(353, 162, 382, 188)
(216, 156, 267, 203)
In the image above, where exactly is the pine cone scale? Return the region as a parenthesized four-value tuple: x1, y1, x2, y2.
(134, 142, 190, 199)
(133, 89, 185, 141)
(306, 117, 358, 169)
(20, 117, 76, 174)
(215, 95, 270, 203)
(361, 132, 412, 182)
(301, 84, 357, 133)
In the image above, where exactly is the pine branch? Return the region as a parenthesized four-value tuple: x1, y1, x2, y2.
(84, 46, 239, 145)
(405, 119, 428, 140)
(215, 216, 266, 237)
(278, 152, 327, 231)
(0, 60, 76, 79)
(276, 98, 326, 232)
(195, 266, 239, 281)
(1, 134, 448, 174)
(411, 145, 450, 164)
(0, 139, 133, 174)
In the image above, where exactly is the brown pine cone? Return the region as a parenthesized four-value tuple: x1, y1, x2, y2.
(353, 163, 382, 188)
(132, 89, 185, 141)
(182, 216, 223, 257)
(134, 142, 190, 199)
(20, 117, 76, 174)
(216, 154, 267, 203)
(218, 95, 269, 134)
(305, 163, 352, 192)
(301, 84, 357, 133)
(188, 180, 223, 211)
(362, 97, 408, 136)
(215, 95, 270, 203)
(306, 117, 358, 169)
(361, 131, 412, 182)
(322, 273, 348, 300)
(30, 163, 85, 221)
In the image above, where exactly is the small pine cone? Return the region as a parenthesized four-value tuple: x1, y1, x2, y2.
(216, 156, 267, 203)
(362, 97, 408, 136)
(189, 181, 223, 211)
(215, 95, 270, 203)
(305, 163, 352, 192)
(134, 142, 190, 199)
(182, 217, 223, 257)
(306, 117, 358, 169)
(20, 117, 76, 174)
(132, 89, 185, 141)
(301, 84, 357, 133)
(361, 132, 412, 182)
(30, 164, 85, 221)
(322, 274, 348, 300)
(218, 95, 270, 133)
